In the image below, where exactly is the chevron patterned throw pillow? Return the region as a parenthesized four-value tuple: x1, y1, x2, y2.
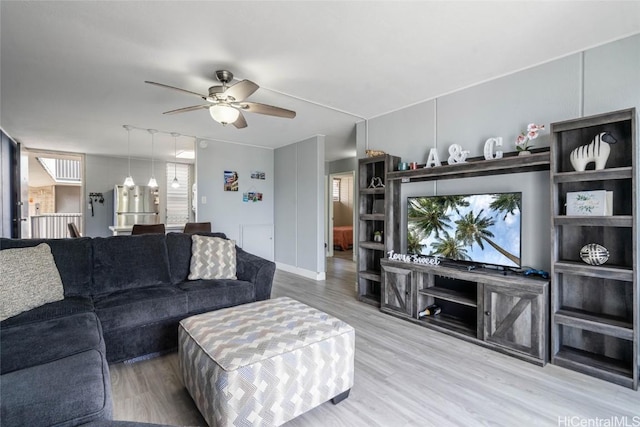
(188, 235, 237, 280)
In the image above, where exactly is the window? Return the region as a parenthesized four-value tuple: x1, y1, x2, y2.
(332, 178, 341, 202)
(166, 163, 191, 224)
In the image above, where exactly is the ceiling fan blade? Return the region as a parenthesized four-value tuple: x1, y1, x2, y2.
(233, 111, 248, 129)
(163, 105, 209, 115)
(145, 81, 207, 99)
(240, 102, 296, 119)
(225, 80, 259, 102)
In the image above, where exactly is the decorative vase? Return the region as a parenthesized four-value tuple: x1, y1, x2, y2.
(518, 150, 531, 156)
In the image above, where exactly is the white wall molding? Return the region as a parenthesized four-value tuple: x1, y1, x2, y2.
(276, 262, 326, 281)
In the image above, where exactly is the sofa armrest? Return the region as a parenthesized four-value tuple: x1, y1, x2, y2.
(235, 247, 275, 301)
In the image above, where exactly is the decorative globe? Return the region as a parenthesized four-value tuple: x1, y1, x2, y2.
(579, 243, 609, 265)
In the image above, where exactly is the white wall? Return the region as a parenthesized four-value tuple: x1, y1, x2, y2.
(274, 135, 326, 279)
(55, 185, 81, 213)
(196, 140, 274, 244)
(327, 156, 357, 175)
(357, 34, 640, 271)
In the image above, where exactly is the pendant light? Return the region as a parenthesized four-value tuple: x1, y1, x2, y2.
(171, 133, 180, 189)
(147, 129, 158, 188)
(123, 125, 135, 187)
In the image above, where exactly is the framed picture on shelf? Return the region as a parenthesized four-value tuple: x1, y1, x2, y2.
(566, 190, 612, 216)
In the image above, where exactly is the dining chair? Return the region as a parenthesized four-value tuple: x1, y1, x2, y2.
(183, 222, 212, 234)
(68, 223, 81, 238)
(131, 224, 166, 235)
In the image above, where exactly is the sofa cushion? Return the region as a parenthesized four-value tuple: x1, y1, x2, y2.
(1, 312, 103, 375)
(189, 235, 237, 280)
(178, 279, 255, 315)
(0, 296, 94, 329)
(91, 234, 171, 295)
(166, 232, 227, 284)
(102, 318, 183, 364)
(0, 243, 65, 321)
(0, 349, 112, 427)
(0, 237, 93, 297)
(94, 286, 188, 332)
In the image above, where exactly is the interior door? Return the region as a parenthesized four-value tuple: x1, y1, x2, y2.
(16, 143, 29, 237)
(1, 132, 28, 238)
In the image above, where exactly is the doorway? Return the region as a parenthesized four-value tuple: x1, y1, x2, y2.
(328, 171, 356, 263)
(25, 149, 84, 238)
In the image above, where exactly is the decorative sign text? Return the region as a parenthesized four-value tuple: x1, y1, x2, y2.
(425, 148, 442, 167)
(387, 250, 441, 265)
(483, 137, 503, 160)
(448, 144, 469, 164)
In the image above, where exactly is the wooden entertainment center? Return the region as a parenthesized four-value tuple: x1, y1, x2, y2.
(357, 108, 638, 388)
(380, 259, 549, 365)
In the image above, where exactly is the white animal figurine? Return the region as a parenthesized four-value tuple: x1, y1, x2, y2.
(569, 132, 617, 171)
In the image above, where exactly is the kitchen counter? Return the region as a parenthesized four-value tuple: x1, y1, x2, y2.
(108, 224, 186, 236)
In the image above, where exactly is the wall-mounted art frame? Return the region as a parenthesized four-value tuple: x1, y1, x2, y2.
(224, 171, 239, 192)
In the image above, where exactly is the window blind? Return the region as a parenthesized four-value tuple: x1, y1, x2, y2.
(332, 178, 341, 202)
(166, 163, 191, 224)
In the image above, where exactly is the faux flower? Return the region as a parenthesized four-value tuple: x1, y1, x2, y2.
(515, 123, 545, 151)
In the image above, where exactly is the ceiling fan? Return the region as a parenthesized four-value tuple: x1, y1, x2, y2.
(145, 70, 296, 129)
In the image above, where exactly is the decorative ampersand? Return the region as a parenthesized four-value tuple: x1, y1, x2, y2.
(448, 144, 469, 164)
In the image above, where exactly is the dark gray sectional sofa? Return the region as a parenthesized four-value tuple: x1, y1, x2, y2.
(0, 232, 275, 427)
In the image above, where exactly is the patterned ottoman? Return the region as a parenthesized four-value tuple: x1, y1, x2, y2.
(178, 297, 355, 427)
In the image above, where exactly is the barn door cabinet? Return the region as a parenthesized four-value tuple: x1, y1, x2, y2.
(550, 108, 638, 389)
(380, 259, 549, 365)
(380, 262, 414, 317)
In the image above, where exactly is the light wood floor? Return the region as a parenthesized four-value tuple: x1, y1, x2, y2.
(110, 257, 639, 426)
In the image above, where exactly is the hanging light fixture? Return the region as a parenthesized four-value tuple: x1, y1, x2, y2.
(123, 125, 135, 187)
(171, 133, 180, 189)
(147, 129, 158, 188)
(209, 104, 240, 125)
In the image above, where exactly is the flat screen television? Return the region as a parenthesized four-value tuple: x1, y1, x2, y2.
(407, 192, 522, 269)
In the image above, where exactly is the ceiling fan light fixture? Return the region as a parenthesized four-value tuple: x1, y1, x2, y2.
(209, 104, 239, 125)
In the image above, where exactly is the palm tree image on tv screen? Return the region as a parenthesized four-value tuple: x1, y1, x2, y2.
(407, 193, 522, 268)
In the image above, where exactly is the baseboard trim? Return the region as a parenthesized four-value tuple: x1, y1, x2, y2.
(276, 263, 326, 281)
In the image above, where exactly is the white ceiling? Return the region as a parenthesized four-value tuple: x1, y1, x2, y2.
(2, 1, 639, 163)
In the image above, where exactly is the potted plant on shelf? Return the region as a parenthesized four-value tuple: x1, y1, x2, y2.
(515, 123, 545, 156)
(373, 231, 383, 243)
